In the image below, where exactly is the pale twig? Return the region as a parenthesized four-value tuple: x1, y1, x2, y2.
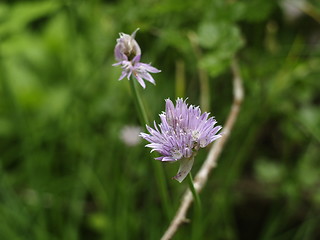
(295, 0, 320, 24)
(161, 57, 244, 240)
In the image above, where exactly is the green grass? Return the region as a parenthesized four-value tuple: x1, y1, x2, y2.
(0, 0, 320, 239)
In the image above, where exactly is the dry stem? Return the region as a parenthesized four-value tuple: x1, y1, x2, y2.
(161, 57, 244, 240)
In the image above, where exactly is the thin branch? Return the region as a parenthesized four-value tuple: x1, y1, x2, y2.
(161, 57, 244, 240)
(298, 1, 320, 24)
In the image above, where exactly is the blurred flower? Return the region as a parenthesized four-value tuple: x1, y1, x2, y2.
(114, 29, 141, 62)
(280, 0, 304, 22)
(120, 125, 142, 146)
(112, 29, 161, 89)
(140, 98, 222, 182)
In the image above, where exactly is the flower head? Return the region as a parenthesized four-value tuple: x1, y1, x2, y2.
(113, 29, 161, 89)
(140, 98, 222, 182)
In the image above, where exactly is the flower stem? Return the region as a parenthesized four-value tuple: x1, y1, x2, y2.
(129, 78, 172, 219)
(187, 172, 201, 212)
(187, 172, 202, 239)
(129, 77, 149, 125)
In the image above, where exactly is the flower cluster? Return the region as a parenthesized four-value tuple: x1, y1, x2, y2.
(140, 98, 222, 182)
(112, 29, 161, 89)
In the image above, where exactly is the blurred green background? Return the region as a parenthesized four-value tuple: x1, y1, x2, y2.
(1, 0, 320, 239)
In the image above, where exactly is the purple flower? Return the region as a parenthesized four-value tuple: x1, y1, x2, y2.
(140, 98, 222, 182)
(112, 29, 161, 89)
(114, 29, 141, 62)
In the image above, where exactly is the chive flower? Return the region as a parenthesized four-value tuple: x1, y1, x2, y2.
(112, 29, 161, 89)
(140, 98, 222, 182)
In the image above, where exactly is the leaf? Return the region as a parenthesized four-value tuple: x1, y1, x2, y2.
(0, 1, 60, 36)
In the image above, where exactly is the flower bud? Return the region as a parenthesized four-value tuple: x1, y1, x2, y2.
(114, 29, 141, 61)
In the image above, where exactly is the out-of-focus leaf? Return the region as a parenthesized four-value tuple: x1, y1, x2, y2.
(198, 21, 244, 76)
(199, 54, 230, 77)
(0, 1, 60, 36)
(240, 0, 276, 22)
(160, 28, 189, 53)
(87, 212, 111, 233)
(296, 143, 320, 205)
(255, 158, 284, 184)
(298, 106, 320, 141)
(41, 87, 70, 118)
(43, 12, 69, 54)
(0, 119, 12, 137)
(198, 22, 222, 49)
(4, 58, 44, 109)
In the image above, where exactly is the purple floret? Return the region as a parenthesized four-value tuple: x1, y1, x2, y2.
(112, 29, 161, 89)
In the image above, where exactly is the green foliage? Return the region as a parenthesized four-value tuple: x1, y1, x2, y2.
(1, 0, 320, 239)
(198, 21, 244, 76)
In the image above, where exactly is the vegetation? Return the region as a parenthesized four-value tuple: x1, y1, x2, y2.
(1, 0, 319, 239)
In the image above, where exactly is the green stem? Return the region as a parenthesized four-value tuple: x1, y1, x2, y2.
(129, 78, 172, 219)
(187, 173, 201, 212)
(129, 77, 149, 125)
(187, 172, 202, 240)
(187, 172, 202, 239)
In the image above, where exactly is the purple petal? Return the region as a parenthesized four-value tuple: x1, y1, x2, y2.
(119, 71, 127, 80)
(132, 54, 141, 63)
(112, 62, 122, 67)
(135, 75, 146, 88)
(162, 156, 176, 162)
(127, 70, 132, 80)
(114, 48, 127, 62)
(139, 72, 156, 84)
(137, 62, 161, 73)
